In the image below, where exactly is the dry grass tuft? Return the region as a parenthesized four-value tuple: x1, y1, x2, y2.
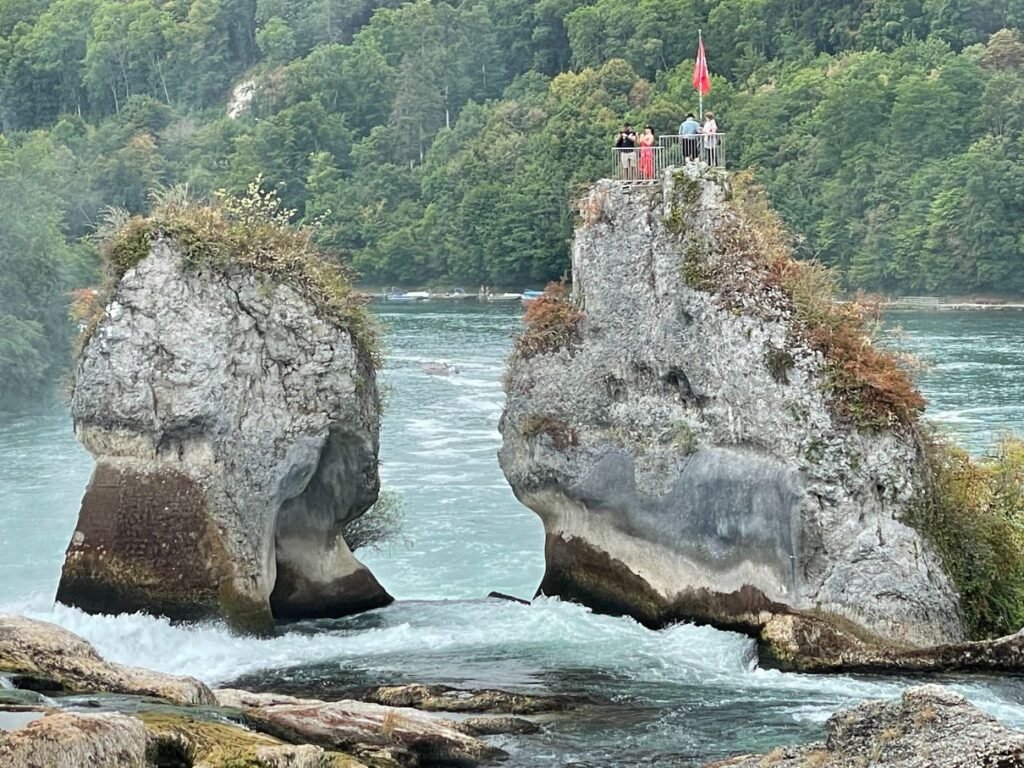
(515, 280, 585, 360)
(91, 177, 380, 369)
(691, 170, 924, 430)
(521, 413, 578, 451)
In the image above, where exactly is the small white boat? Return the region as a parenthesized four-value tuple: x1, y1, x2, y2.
(486, 292, 522, 303)
(439, 288, 473, 301)
(386, 290, 430, 302)
(421, 361, 460, 376)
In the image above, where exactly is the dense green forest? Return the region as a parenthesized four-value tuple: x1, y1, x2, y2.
(2, 0, 1024, 404)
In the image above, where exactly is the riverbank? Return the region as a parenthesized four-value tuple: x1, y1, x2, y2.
(884, 296, 1024, 311)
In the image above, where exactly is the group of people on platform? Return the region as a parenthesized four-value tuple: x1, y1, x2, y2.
(614, 112, 720, 179)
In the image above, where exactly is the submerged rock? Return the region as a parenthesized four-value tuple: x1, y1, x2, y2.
(58, 226, 389, 632)
(499, 168, 965, 657)
(362, 683, 578, 715)
(0, 615, 213, 704)
(452, 717, 540, 736)
(704, 685, 1024, 767)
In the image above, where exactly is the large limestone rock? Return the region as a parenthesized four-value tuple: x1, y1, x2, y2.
(704, 685, 1024, 767)
(58, 235, 390, 632)
(499, 169, 965, 654)
(0, 614, 213, 704)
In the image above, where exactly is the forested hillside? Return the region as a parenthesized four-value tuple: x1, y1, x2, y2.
(2, 0, 1024, 405)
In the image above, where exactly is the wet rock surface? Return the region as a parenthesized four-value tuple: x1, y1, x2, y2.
(499, 168, 964, 654)
(58, 238, 388, 632)
(0, 615, 213, 704)
(761, 614, 1024, 673)
(0, 617, 506, 767)
(362, 683, 579, 714)
(704, 685, 1024, 767)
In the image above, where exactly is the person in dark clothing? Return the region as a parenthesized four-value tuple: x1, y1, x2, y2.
(678, 113, 701, 161)
(614, 123, 638, 179)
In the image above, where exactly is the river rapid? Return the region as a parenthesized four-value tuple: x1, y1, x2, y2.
(2, 305, 1023, 765)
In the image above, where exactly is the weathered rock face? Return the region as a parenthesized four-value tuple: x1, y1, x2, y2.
(499, 169, 964, 651)
(58, 238, 390, 632)
(704, 685, 1024, 767)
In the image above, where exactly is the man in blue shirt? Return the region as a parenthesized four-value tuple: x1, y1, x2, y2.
(678, 113, 701, 161)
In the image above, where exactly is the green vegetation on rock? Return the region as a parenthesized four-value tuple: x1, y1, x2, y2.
(96, 180, 381, 369)
(910, 433, 1024, 639)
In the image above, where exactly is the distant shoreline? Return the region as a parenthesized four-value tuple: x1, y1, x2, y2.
(882, 297, 1024, 311)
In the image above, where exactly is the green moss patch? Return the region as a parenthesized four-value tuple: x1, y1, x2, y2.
(139, 711, 365, 768)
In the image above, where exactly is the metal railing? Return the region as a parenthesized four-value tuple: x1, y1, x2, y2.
(612, 133, 726, 182)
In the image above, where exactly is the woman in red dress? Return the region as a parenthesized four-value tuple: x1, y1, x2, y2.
(638, 125, 656, 179)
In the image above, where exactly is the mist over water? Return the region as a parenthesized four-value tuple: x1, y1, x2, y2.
(1, 306, 1023, 765)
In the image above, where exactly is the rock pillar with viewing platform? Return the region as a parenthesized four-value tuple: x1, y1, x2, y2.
(499, 164, 968, 668)
(613, 134, 726, 184)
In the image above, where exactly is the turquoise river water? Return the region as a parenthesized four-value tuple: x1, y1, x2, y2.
(1, 305, 1023, 765)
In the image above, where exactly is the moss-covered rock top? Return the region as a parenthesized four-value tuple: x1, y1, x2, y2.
(97, 181, 380, 369)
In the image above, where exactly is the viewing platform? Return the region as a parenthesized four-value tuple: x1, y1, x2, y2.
(613, 134, 726, 184)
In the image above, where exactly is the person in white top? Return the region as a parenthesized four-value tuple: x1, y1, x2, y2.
(702, 112, 719, 166)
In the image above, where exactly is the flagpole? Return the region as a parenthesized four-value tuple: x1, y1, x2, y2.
(698, 29, 703, 119)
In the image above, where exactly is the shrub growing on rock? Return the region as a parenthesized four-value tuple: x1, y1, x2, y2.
(514, 281, 584, 360)
(681, 170, 925, 431)
(912, 433, 1024, 638)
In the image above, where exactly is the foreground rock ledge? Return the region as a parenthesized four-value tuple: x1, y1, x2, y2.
(499, 167, 965, 657)
(0, 616, 505, 767)
(58, 235, 390, 632)
(0, 614, 212, 704)
(703, 685, 1024, 767)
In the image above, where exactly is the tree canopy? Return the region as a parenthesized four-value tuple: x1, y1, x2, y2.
(2, 0, 1024, 405)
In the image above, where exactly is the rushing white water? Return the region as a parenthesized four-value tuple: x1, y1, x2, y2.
(2, 306, 1024, 765)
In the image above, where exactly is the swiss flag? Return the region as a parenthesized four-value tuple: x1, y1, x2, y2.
(693, 39, 711, 96)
